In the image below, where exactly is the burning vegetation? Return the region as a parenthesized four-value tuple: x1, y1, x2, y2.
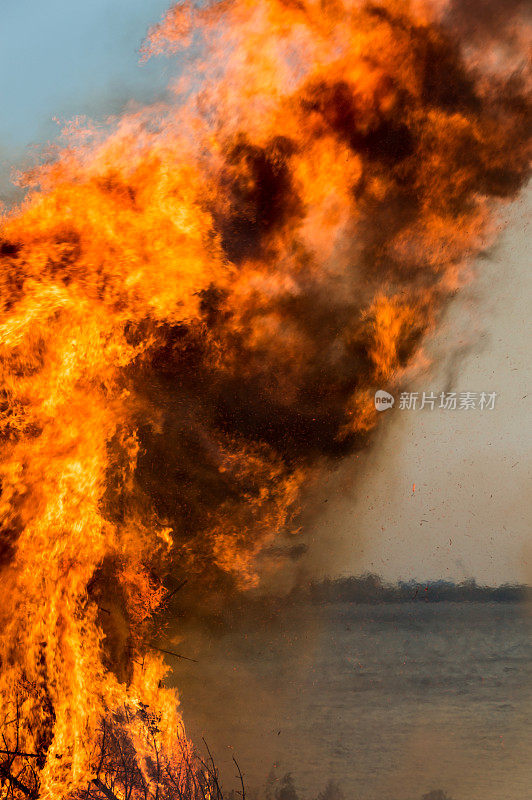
(0, 0, 530, 797)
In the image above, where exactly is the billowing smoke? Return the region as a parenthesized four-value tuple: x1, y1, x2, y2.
(444, 0, 531, 49)
(0, 0, 530, 797)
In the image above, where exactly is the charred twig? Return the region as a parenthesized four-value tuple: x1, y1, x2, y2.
(91, 777, 120, 800)
(0, 762, 38, 798)
(95, 720, 108, 780)
(233, 756, 245, 800)
(201, 738, 223, 799)
(163, 580, 188, 606)
(147, 644, 198, 663)
(173, 735, 202, 795)
(0, 696, 40, 798)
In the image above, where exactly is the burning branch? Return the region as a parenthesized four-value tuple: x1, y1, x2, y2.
(0, 698, 40, 799)
(75, 720, 227, 800)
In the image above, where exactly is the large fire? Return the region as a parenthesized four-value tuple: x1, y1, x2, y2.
(0, 0, 529, 797)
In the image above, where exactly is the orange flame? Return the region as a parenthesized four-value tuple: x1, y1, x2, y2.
(0, 0, 530, 797)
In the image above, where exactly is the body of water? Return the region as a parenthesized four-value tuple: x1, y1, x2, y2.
(170, 602, 531, 799)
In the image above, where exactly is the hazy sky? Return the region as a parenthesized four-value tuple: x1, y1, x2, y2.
(306, 194, 531, 585)
(1, 0, 530, 584)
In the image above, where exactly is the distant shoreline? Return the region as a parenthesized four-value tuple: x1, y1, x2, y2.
(287, 574, 530, 605)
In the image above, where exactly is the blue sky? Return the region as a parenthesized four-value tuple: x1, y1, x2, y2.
(0, 0, 173, 196)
